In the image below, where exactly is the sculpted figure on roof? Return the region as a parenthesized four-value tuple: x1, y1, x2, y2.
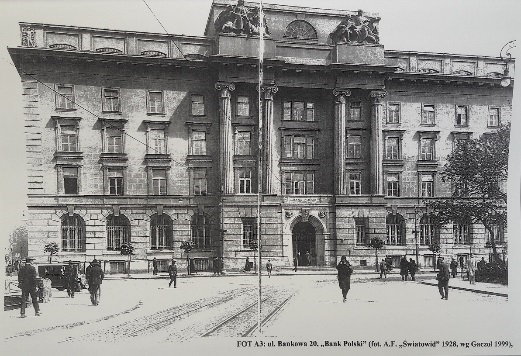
(330, 10, 380, 45)
(215, 0, 270, 36)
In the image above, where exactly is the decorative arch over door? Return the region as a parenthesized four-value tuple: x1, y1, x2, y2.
(290, 215, 325, 266)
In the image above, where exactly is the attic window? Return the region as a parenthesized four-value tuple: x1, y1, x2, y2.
(284, 20, 317, 40)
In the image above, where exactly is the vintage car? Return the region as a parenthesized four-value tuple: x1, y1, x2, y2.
(37, 263, 87, 291)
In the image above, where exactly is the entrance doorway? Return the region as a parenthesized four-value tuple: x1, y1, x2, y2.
(292, 221, 316, 266)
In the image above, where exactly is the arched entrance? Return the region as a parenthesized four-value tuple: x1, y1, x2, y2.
(292, 221, 316, 266)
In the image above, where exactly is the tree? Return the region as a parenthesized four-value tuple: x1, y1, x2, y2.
(120, 243, 134, 276)
(180, 241, 193, 275)
(426, 123, 509, 264)
(9, 226, 28, 261)
(368, 237, 384, 272)
(44, 242, 59, 263)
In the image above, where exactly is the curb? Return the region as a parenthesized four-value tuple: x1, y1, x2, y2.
(419, 281, 508, 297)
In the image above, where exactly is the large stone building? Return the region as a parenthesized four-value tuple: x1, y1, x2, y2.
(9, 0, 513, 273)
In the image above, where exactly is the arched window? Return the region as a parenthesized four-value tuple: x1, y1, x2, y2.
(386, 213, 405, 245)
(284, 20, 317, 40)
(150, 213, 173, 250)
(61, 214, 86, 252)
(107, 214, 131, 251)
(419, 214, 439, 245)
(191, 213, 210, 249)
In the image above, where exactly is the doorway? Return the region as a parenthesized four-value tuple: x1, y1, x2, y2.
(292, 221, 316, 266)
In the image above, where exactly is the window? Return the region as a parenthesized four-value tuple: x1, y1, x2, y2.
(348, 101, 362, 121)
(420, 214, 438, 246)
(108, 168, 124, 195)
(149, 128, 166, 154)
(420, 138, 435, 161)
(107, 214, 131, 251)
(283, 135, 314, 159)
(348, 172, 362, 195)
(386, 173, 400, 197)
(488, 107, 500, 127)
(242, 219, 256, 248)
(150, 213, 173, 250)
(283, 101, 315, 121)
(105, 128, 124, 153)
(420, 174, 434, 197)
(422, 104, 435, 125)
(486, 224, 505, 244)
(385, 137, 401, 160)
(147, 91, 164, 114)
(237, 96, 250, 117)
(190, 130, 207, 155)
(238, 168, 252, 194)
(387, 103, 400, 124)
(61, 214, 85, 252)
(355, 217, 368, 245)
(386, 213, 405, 245)
(235, 131, 251, 155)
(151, 169, 167, 195)
(283, 172, 314, 194)
(453, 223, 471, 244)
(284, 20, 317, 40)
(191, 95, 205, 116)
(59, 125, 79, 152)
(191, 213, 210, 248)
(102, 88, 121, 112)
(347, 135, 361, 159)
(63, 167, 79, 194)
(456, 105, 468, 126)
(192, 168, 207, 196)
(56, 84, 75, 110)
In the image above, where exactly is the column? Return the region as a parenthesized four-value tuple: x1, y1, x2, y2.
(215, 82, 235, 194)
(333, 89, 351, 195)
(369, 90, 387, 195)
(262, 85, 278, 194)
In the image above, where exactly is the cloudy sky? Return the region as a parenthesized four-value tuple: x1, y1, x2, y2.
(0, 0, 519, 246)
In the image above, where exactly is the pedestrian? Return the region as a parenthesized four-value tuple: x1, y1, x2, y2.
(408, 258, 417, 281)
(219, 257, 224, 275)
(65, 260, 78, 298)
(245, 257, 251, 272)
(436, 257, 450, 300)
(152, 257, 158, 275)
(379, 259, 387, 279)
(450, 258, 458, 278)
(86, 259, 104, 305)
(477, 257, 486, 272)
(266, 259, 273, 278)
(18, 257, 41, 318)
(399, 256, 409, 281)
(293, 257, 298, 272)
(168, 260, 177, 288)
(467, 254, 476, 285)
(306, 251, 311, 266)
(336, 256, 353, 302)
(213, 257, 219, 275)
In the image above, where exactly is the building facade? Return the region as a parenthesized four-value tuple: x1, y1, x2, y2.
(9, 0, 513, 273)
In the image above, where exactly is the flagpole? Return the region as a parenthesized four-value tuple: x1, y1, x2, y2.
(257, 0, 264, 335)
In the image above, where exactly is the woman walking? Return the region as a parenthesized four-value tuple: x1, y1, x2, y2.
(336, 256, 354, 302)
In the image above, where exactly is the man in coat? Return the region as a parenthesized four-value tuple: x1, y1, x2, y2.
(379, 259, 387, 279)
(450, 258, 458, 278)
(408, 258, 417, 281)
(399, 256, 409, 281)
(86, 259, 104, 305)
(336, 256, 354, 302)
(168, 260, 177, 288)
(436, 257, 450, 300)
(266, 259, 273, 278)
(18, 257, 41, 317)
(65, 260, 78, 298)
(152, 257, 158, 275)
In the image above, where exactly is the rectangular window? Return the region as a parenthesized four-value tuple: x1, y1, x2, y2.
(386, 173, 400, 197)
(420, 138, 435, 161)
(422, 104, 435, 125)
(147, 91, 164, 114)
(56, 85, 75, 110)
(385, 137, 400, 160)
(191, 95, 205, 116)
(292, 101, 305, 121)
(283, 172, 314, 194)
(102, 88, 121, 112)
(63, 167, 79, 194)
(387, 103, 400, 124)
(348, 172, 362, 195)
(283, 135, 314, 159)
(486, 224, 504, 244)
(149, 129, 166, 154)
(420, 174, 434, 197)
(349, 101, 362, 121)
(456, 105, 468, 126)
(151, 169, 167, 195)
(305, 103, 315, 121)
(488, 107, 500, 127)
(283, 101, 292, 121)
(237, 96, 250, 117)
(347, 135, 361, 159)
(453, 224, 470, 244)
(238, 168, 252, 194)
(355, 218, 368, 245)
(106, 128, 123, 153)
(193, 168, 207, 196)
(283, 101, 315, 121)
(108, 169, 124, 195)
(190, 130, 207, 155)
(60, 125, 78, 152)
(242, 220, 256, 248)
(235, 131, 251, 155)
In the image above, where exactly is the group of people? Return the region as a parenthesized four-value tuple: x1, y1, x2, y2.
(398, 256, 418, 281)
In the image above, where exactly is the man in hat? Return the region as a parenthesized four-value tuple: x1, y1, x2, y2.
(65, 260, 78, 298)
(85, 259, 104, 305)
(336, 256, 354, 302)
(18, 257, 40, 317)
(266, 259, 273, 278)
(168, 260, 177, 288)
(436, 257, 450, 300)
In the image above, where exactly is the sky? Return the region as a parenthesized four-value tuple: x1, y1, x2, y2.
(0, 0, 519, 249)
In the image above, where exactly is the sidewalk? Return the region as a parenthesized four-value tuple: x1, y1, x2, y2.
(420, 277, 508, 297)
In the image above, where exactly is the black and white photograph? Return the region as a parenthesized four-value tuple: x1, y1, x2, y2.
(0, 0, 520, 355)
